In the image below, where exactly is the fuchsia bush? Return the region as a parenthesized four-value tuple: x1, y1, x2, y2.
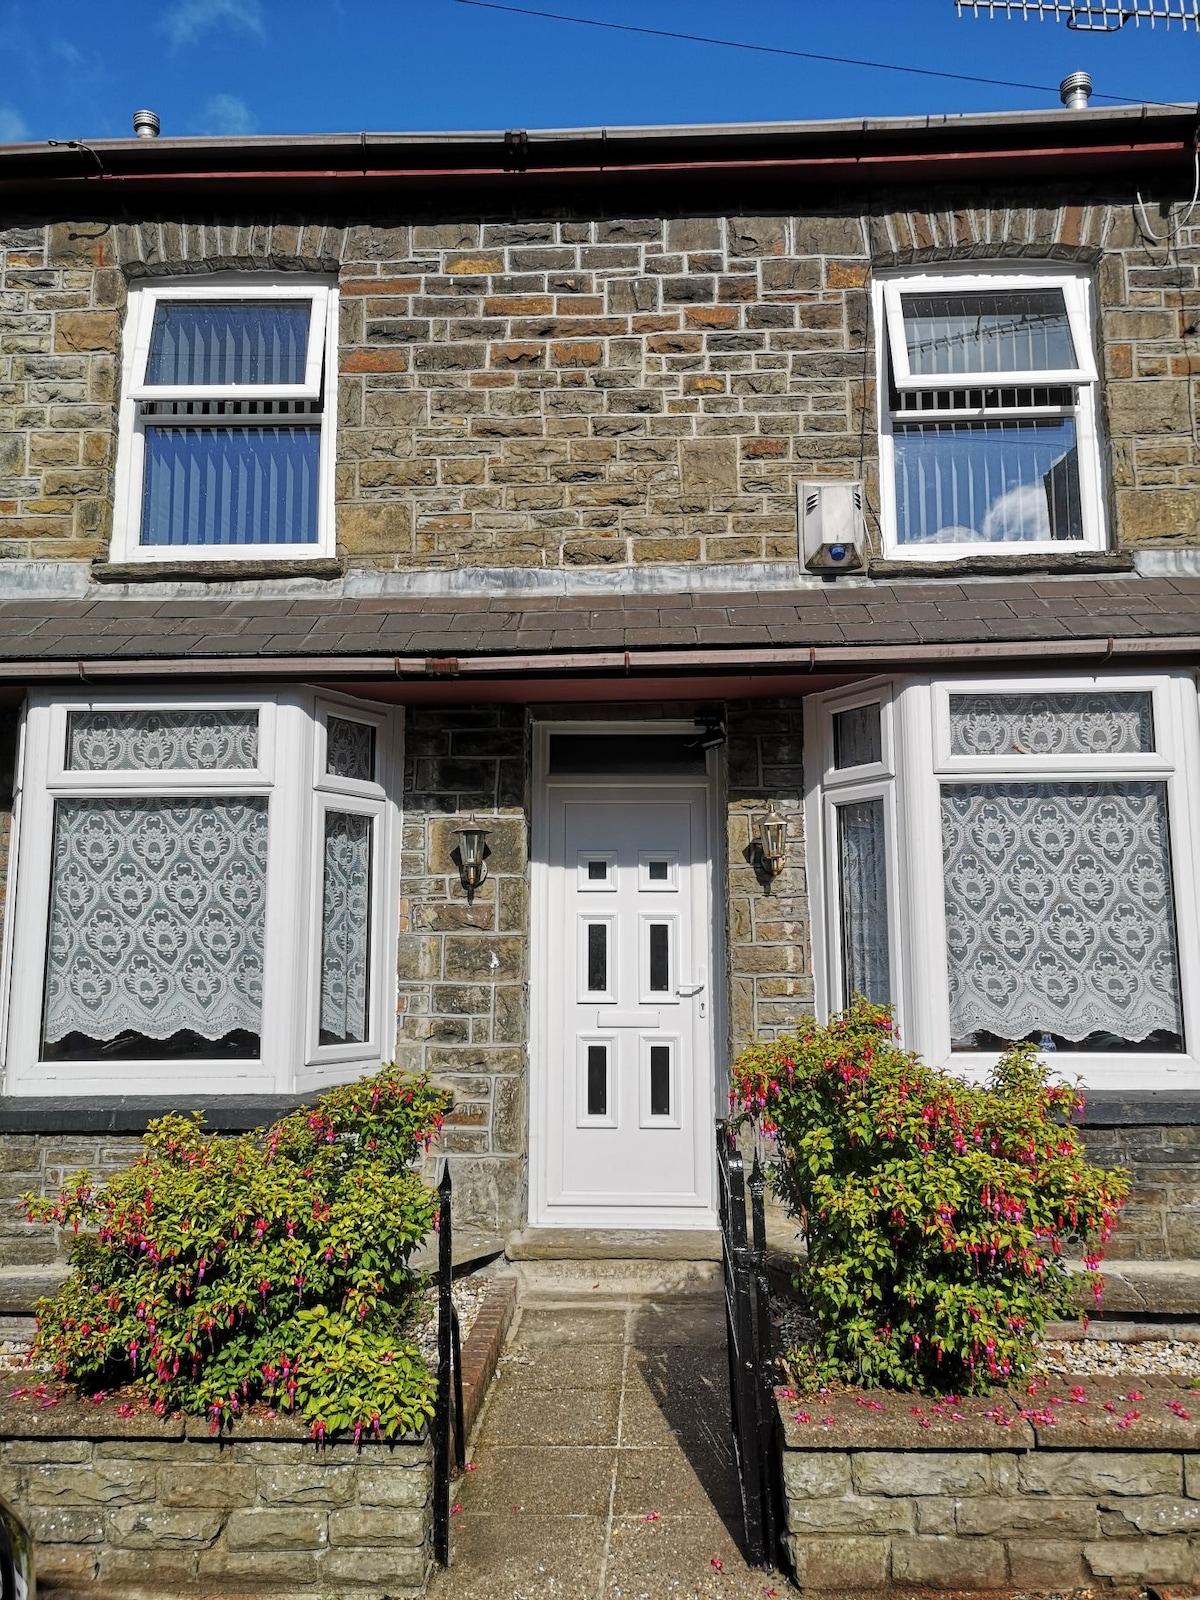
(731, 999, 1129, 1394)
(24, 1070, 450, 1440)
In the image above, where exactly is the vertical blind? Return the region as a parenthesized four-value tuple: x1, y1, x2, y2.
(894, 422, 1082, 545)
(142, 426, 320, 546)
(145, 302, 312, 387)
(900, 290, 1076, 376)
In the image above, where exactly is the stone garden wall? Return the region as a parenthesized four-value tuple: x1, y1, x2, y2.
(0, 1399, 432, 1599)
(779, 1385, 1200, 1594)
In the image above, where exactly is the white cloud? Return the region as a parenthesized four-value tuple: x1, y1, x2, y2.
(980, 483, 1051, 543)
(161, 0, 264, 48)
(195, 93, 257, 137)
(0, 104, 27, 143)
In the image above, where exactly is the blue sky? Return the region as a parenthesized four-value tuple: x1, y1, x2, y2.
(0, 0, 1196, 144)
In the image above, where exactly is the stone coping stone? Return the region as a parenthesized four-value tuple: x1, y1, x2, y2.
(777, 1388, 1035, 1451)
(0, 1392, 423, 1447)
(778, 1375, 1200, 1452)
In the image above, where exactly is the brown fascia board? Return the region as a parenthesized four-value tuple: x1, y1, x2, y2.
(0, 103, 1196, 206)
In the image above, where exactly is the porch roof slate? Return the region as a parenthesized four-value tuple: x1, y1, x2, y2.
(0, 573, 1197, 668)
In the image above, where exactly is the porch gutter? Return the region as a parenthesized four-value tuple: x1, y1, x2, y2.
(0, 633, 1194, 683)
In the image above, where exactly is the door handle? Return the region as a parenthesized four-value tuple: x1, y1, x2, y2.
(676, 983, 705, 997)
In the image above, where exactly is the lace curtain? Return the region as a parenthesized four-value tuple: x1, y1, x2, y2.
(320, 812, 372, 1045)
(67, 709, 258, 771)
(950, 693, 1153, 758)
(941, 781, 1182, 1044)
(43, 798, 267, 1045)
(837, 799, 891, 1006)
(326, 717, 376, 783)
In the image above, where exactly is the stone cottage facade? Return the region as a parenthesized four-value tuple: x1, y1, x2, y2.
(0, 105, 1199, 1304)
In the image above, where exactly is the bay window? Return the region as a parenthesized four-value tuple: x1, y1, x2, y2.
(876, 268, 1105, 557)
(111, 278, 336, 562)
(2, 692, 399, 1095)
(808, 672, 1200, 1089)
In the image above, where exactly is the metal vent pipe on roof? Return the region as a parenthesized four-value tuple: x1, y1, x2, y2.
(132, 109, 161, 140)
(1060, 72, 1093, 110)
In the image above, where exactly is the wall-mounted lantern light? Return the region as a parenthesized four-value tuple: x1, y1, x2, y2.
(756, 802, 788, 882)
(454, 816, 491, 904)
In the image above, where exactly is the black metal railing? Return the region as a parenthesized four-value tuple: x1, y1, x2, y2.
(717, 1120, 784, 1570)
(432, 1163, 464, 1569)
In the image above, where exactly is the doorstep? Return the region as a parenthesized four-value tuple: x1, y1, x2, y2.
(505, 1228, 722, 1301)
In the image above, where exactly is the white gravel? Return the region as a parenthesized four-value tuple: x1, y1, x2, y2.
(770, 1291, 1200, 1383)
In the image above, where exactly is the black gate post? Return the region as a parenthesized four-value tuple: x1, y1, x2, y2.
(432, 1162, 462, 1567)
(748, 1150, 784, 1563)
(717, 1122, 768, 1566)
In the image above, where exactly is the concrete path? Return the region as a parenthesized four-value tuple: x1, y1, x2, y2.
(428, 1294, 789, 1599)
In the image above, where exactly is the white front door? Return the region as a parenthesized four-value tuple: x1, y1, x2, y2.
(538, 782, 716, 1228)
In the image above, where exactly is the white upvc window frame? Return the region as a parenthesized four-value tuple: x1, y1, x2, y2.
(807, 669, 1200, 1091)
(806, 680, 904, 1039)
(0, 688, 400, 1097)
(875, 265, 1106, 561)
(110, 275, 338, 564)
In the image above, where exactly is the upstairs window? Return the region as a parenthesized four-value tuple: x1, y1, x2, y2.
(876, 270, 1104, 559)
(112, 279, 336, 562)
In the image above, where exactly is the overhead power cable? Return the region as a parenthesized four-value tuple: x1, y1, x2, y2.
(447, 0, 1166, 105)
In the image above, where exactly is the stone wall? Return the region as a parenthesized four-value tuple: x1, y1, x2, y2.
(1, 195, 1198, 570)
(725, 698, 811, 1054)
(779, 1392, 1200, 1593)
(1082, 1120, 1200, 1263)
(398, 704, 529, 1234)
(0, 1135, 143, 1313)
(0, 1401, 432, 1598)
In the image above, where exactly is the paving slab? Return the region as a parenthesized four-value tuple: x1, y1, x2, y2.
(428, 1293, 787, 1598)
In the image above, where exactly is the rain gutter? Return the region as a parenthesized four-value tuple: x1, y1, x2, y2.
(0, 633, 1195, 685)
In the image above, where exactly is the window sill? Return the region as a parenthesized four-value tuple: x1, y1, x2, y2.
(92, 558, 346, 584)
(868, 552, 1135, 580)
(0, 1095, 316, 1135)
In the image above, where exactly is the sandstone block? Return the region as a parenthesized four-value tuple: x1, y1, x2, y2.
(338, 501, 413, 555)
(955, 1495, 1099, 1538)
(853, 1451, 991, 1497)
(54, 312, 118, 353)
(328, 1506, 427, 1546)
(197, 1547, 325, 1585)
(27, 1462, 154, 1506)
(1085, 1536, 1197, 1583)
(786, 1494, 915, 1535)
(324, 1546, 428, 1586)
(107, 1506, 222, 1548)
(25, 1507, 103, 1544)
(788, 1534, 888, 1589)
(156, 1463, 256, 1507)
(1100, 1494, 1200, 1534)
(1116, 486, 1200, 543)
(781, 1452, 851, 1499)
(1007, 1538, 1091, 1591)
(224, 1508, 328, 1550)
(891, 1534, 1008, 1588)
(679, 438, 738, 496)
(1020, 1451, 1181, 1498)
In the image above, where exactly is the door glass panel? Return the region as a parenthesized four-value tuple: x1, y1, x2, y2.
(588, 860, 609, 882)
(649, 1044, 671, 1117)
(587, 1043, 608, 1117)
(837, 799, 891, 1007)
(833, 703, 882, 770)
(647, 860, 669, 882)
(587, 923, 608, 993)
(649, 923, 670, 993)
